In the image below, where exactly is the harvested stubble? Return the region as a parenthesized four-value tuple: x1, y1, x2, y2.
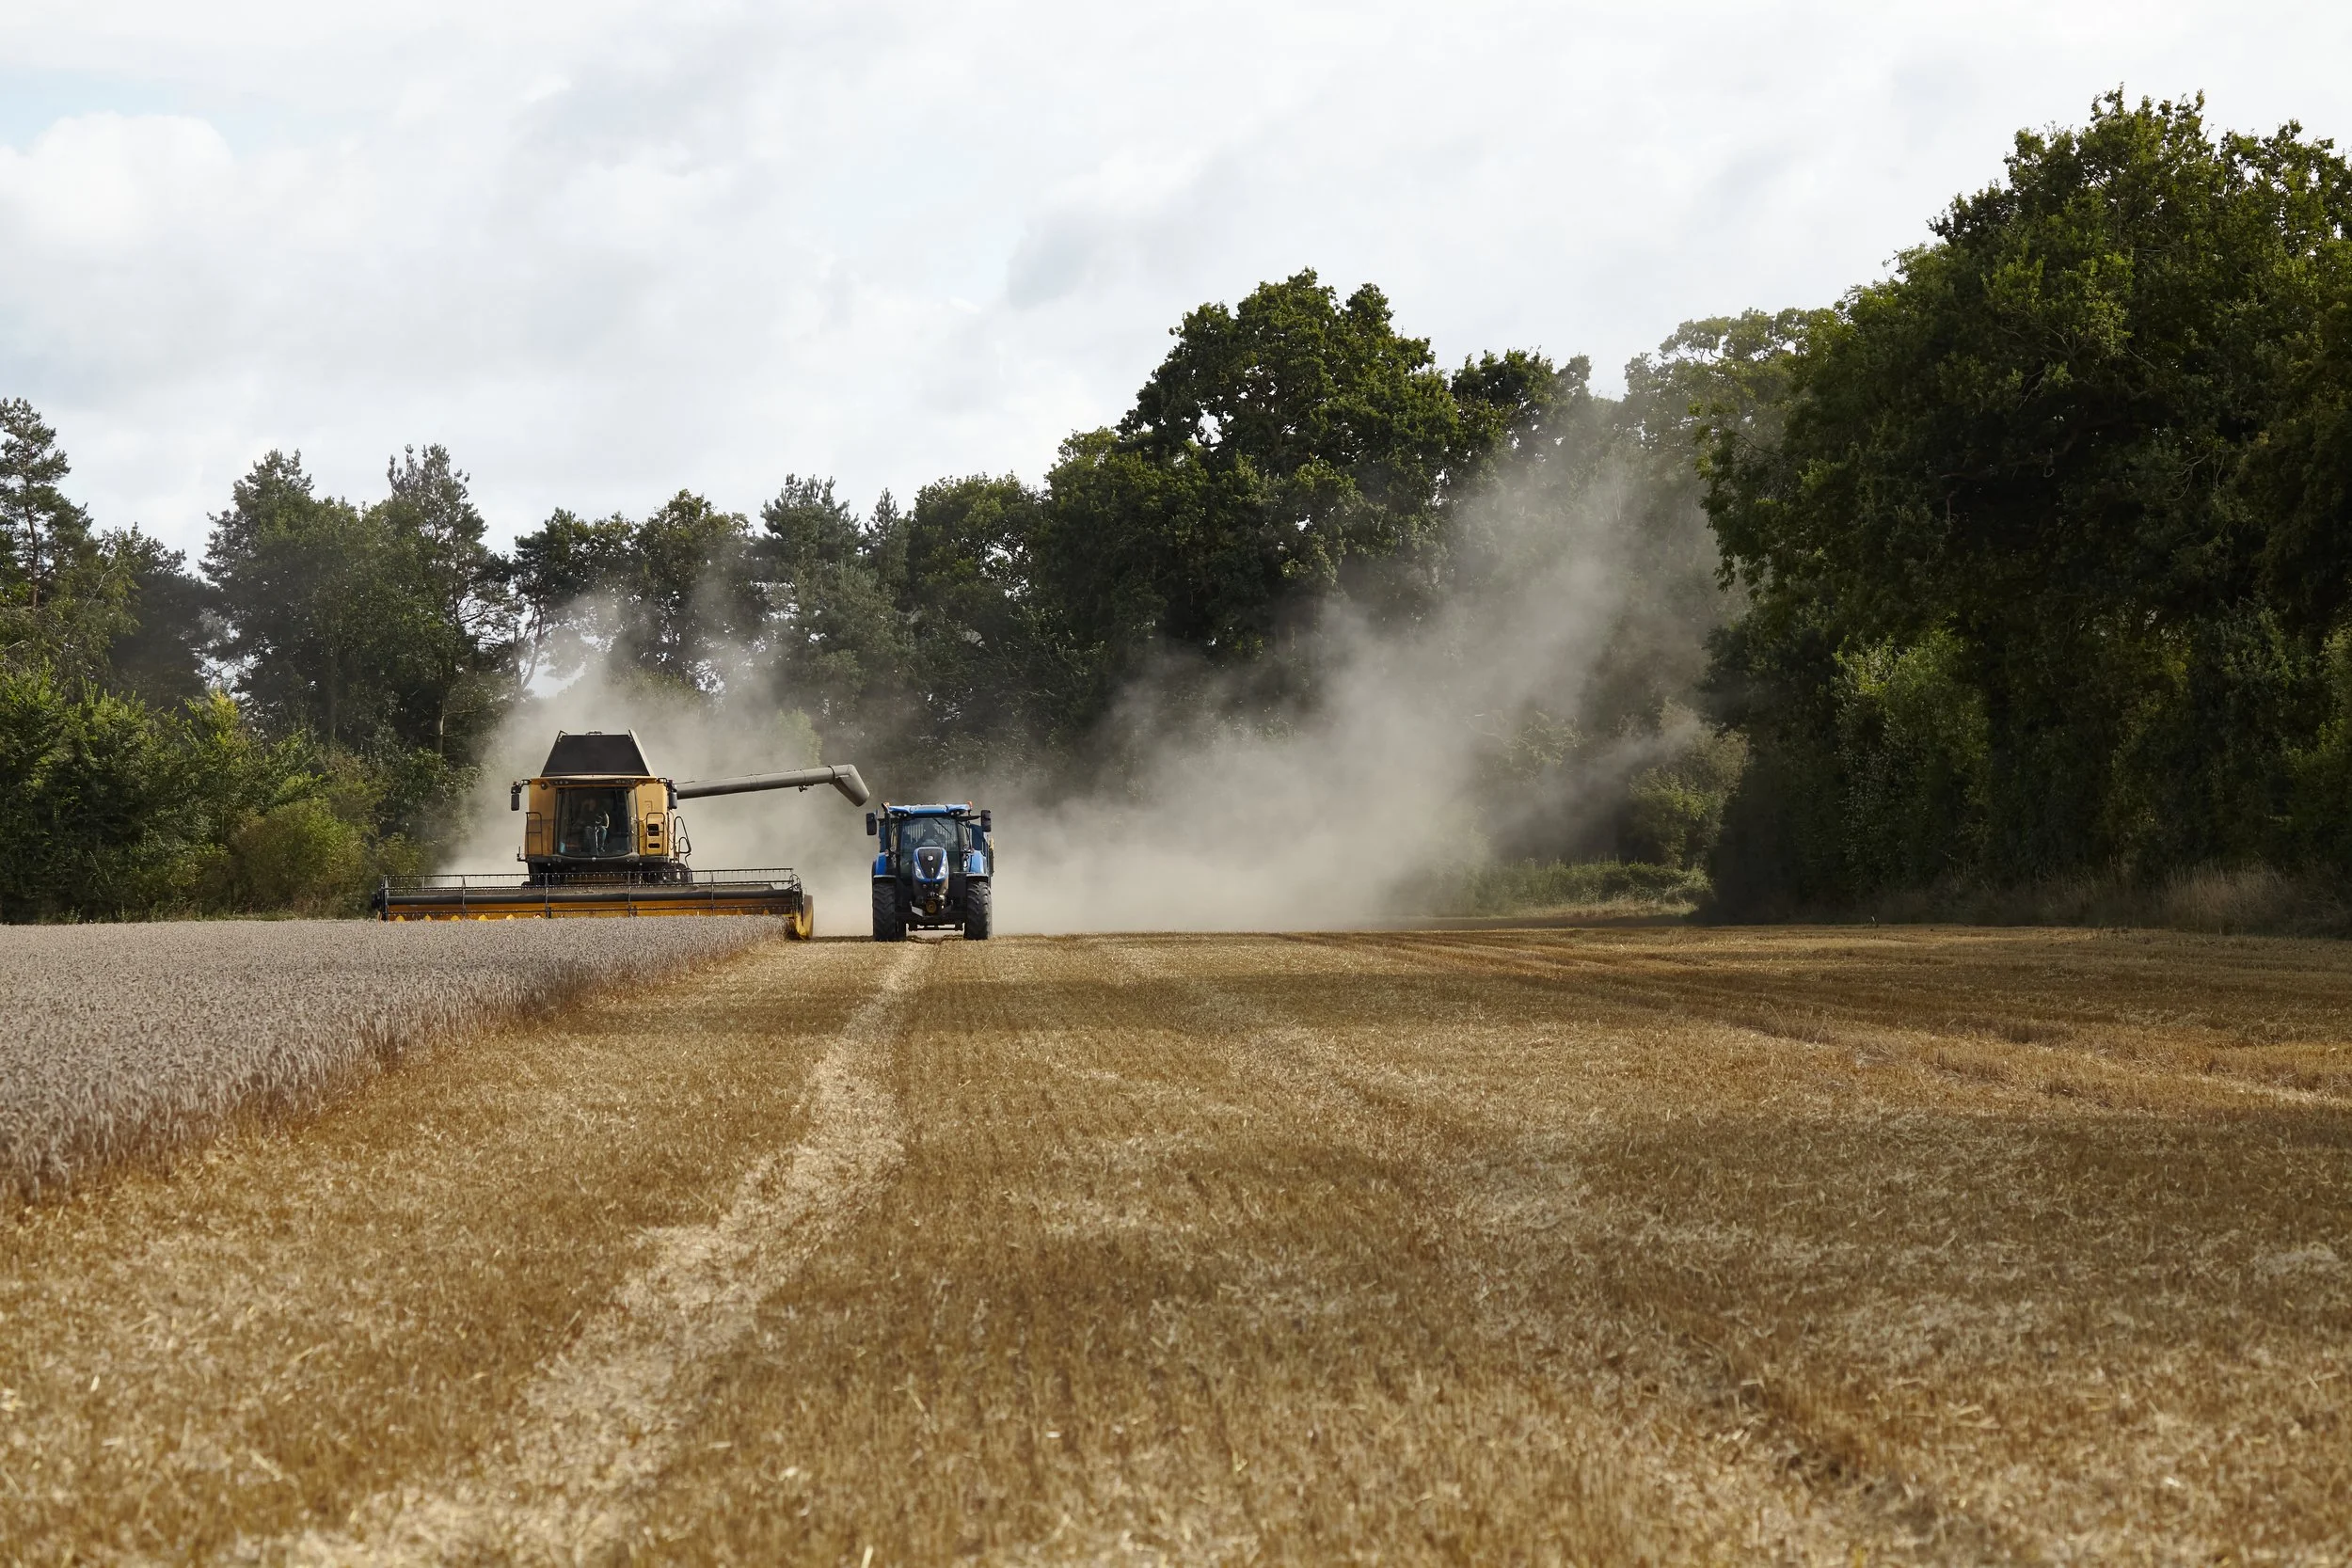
(3, 927, 2349, 1564)
(0, 917, 786, 1202)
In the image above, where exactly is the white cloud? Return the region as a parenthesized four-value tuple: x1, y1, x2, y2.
(2, 0, 2348, 558)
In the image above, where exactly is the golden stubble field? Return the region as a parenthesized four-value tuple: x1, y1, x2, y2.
(2, 926, 2348, 1564)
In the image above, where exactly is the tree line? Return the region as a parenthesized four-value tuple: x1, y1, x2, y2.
(5, 90, 2345, 920)
(2, 267, 1740, 917)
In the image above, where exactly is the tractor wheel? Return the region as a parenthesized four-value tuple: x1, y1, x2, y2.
(872, 879, 905, 942)
(787, 895, 815, 941)
(963, 878, 993, 941)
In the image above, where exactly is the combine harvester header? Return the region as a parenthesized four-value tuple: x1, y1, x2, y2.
(373, 730, 869, 932)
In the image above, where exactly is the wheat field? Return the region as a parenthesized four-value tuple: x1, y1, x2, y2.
(0, 917, 787, 1204)
(1, 926, 2347, 1563)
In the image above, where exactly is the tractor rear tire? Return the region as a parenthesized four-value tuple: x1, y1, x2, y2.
(963, 878, 993, 941)
(872, 879, 905, 942)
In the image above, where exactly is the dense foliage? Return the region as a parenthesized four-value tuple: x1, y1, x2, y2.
(1705, 93, 2352, 911)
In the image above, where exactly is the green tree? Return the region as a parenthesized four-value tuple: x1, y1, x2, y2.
(0, 401, 220, 705)
(0, 670, 327, 919)
(1705, 93, 2352, 899)
(1625, 716, 1751, 870)
(757, 476, 910, 750)
(0, 399, 146, 698)
(372, 445, 516, 757)
(0, 667, 181, 916)
(898, 475, 1063, 768)
(0, 398, 93, 612)
(1123, 271, 1472, 576)
(205, 451, 409, 750)
(506, 492, 760, 694)
(506, 508, 637, 685)
(105, 533, 217, 708)
(2249, 241, 2352, 634)
(627, 491, 761, 686)
(202, 447, 515, 850)
(1035, 270, 1476, 689)
(208, 447, 514, 760)
(1033, 429, 1264, 680)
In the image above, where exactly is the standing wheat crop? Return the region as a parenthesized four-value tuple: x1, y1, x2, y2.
(0, 918, 785, 1203)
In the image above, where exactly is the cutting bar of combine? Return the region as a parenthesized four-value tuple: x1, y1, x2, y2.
(375, 868, 813, 924)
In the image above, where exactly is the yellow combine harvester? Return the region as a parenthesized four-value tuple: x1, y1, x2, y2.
(373, 730, 870, 931)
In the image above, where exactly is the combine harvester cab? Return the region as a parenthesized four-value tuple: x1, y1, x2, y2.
(373, 730, 869, 933)
(869, 802, 993, 941)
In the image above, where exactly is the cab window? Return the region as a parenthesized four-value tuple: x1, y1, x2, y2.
(555, 787, 636, 857)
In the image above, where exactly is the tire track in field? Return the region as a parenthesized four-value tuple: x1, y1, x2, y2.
(1114, 936, 1967, 1562)
(1093, 939, 1692, 1560)
(1321, 930, 2352, 1110)
(260, 941, 927, 1567)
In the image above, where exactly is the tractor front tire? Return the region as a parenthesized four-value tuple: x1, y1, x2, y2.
(963, 878, 993, 941)
(872, 879, 906, 942)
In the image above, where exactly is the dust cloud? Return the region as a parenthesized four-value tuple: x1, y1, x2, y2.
(442, 457, 1721, 936)
(992, 466, 1687, 933)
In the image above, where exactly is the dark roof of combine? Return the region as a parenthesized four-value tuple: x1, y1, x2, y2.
(542, 731, 652, 777)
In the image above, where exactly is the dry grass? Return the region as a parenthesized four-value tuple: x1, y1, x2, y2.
(1434, 860, 1712, 920)
(0, 917, 787, 1204)
(2, 926, 2348, 1563)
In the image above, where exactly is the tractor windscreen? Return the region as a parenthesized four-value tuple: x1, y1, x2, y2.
(554, 787, 636, 858)
(897, 816, 962, 861)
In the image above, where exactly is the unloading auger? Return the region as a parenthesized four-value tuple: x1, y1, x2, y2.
(372, 730, 870, 933)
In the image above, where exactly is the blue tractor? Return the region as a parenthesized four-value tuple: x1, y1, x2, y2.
(867, 802, 993, 941)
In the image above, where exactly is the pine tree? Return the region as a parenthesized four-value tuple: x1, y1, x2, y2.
(0, 398, 93, 610)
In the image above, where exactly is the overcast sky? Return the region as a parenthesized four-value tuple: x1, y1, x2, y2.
(4, 1, 2347, 558)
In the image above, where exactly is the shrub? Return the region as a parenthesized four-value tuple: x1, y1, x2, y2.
(1625, 719, 1749, 869)
(215, 799, 372, 914)
(1439, 859, 1710, 917)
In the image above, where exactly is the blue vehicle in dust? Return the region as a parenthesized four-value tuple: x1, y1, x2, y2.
(867, 803, 993, 941)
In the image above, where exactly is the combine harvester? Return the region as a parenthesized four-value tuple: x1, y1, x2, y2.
(373, 730, 869, 933)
